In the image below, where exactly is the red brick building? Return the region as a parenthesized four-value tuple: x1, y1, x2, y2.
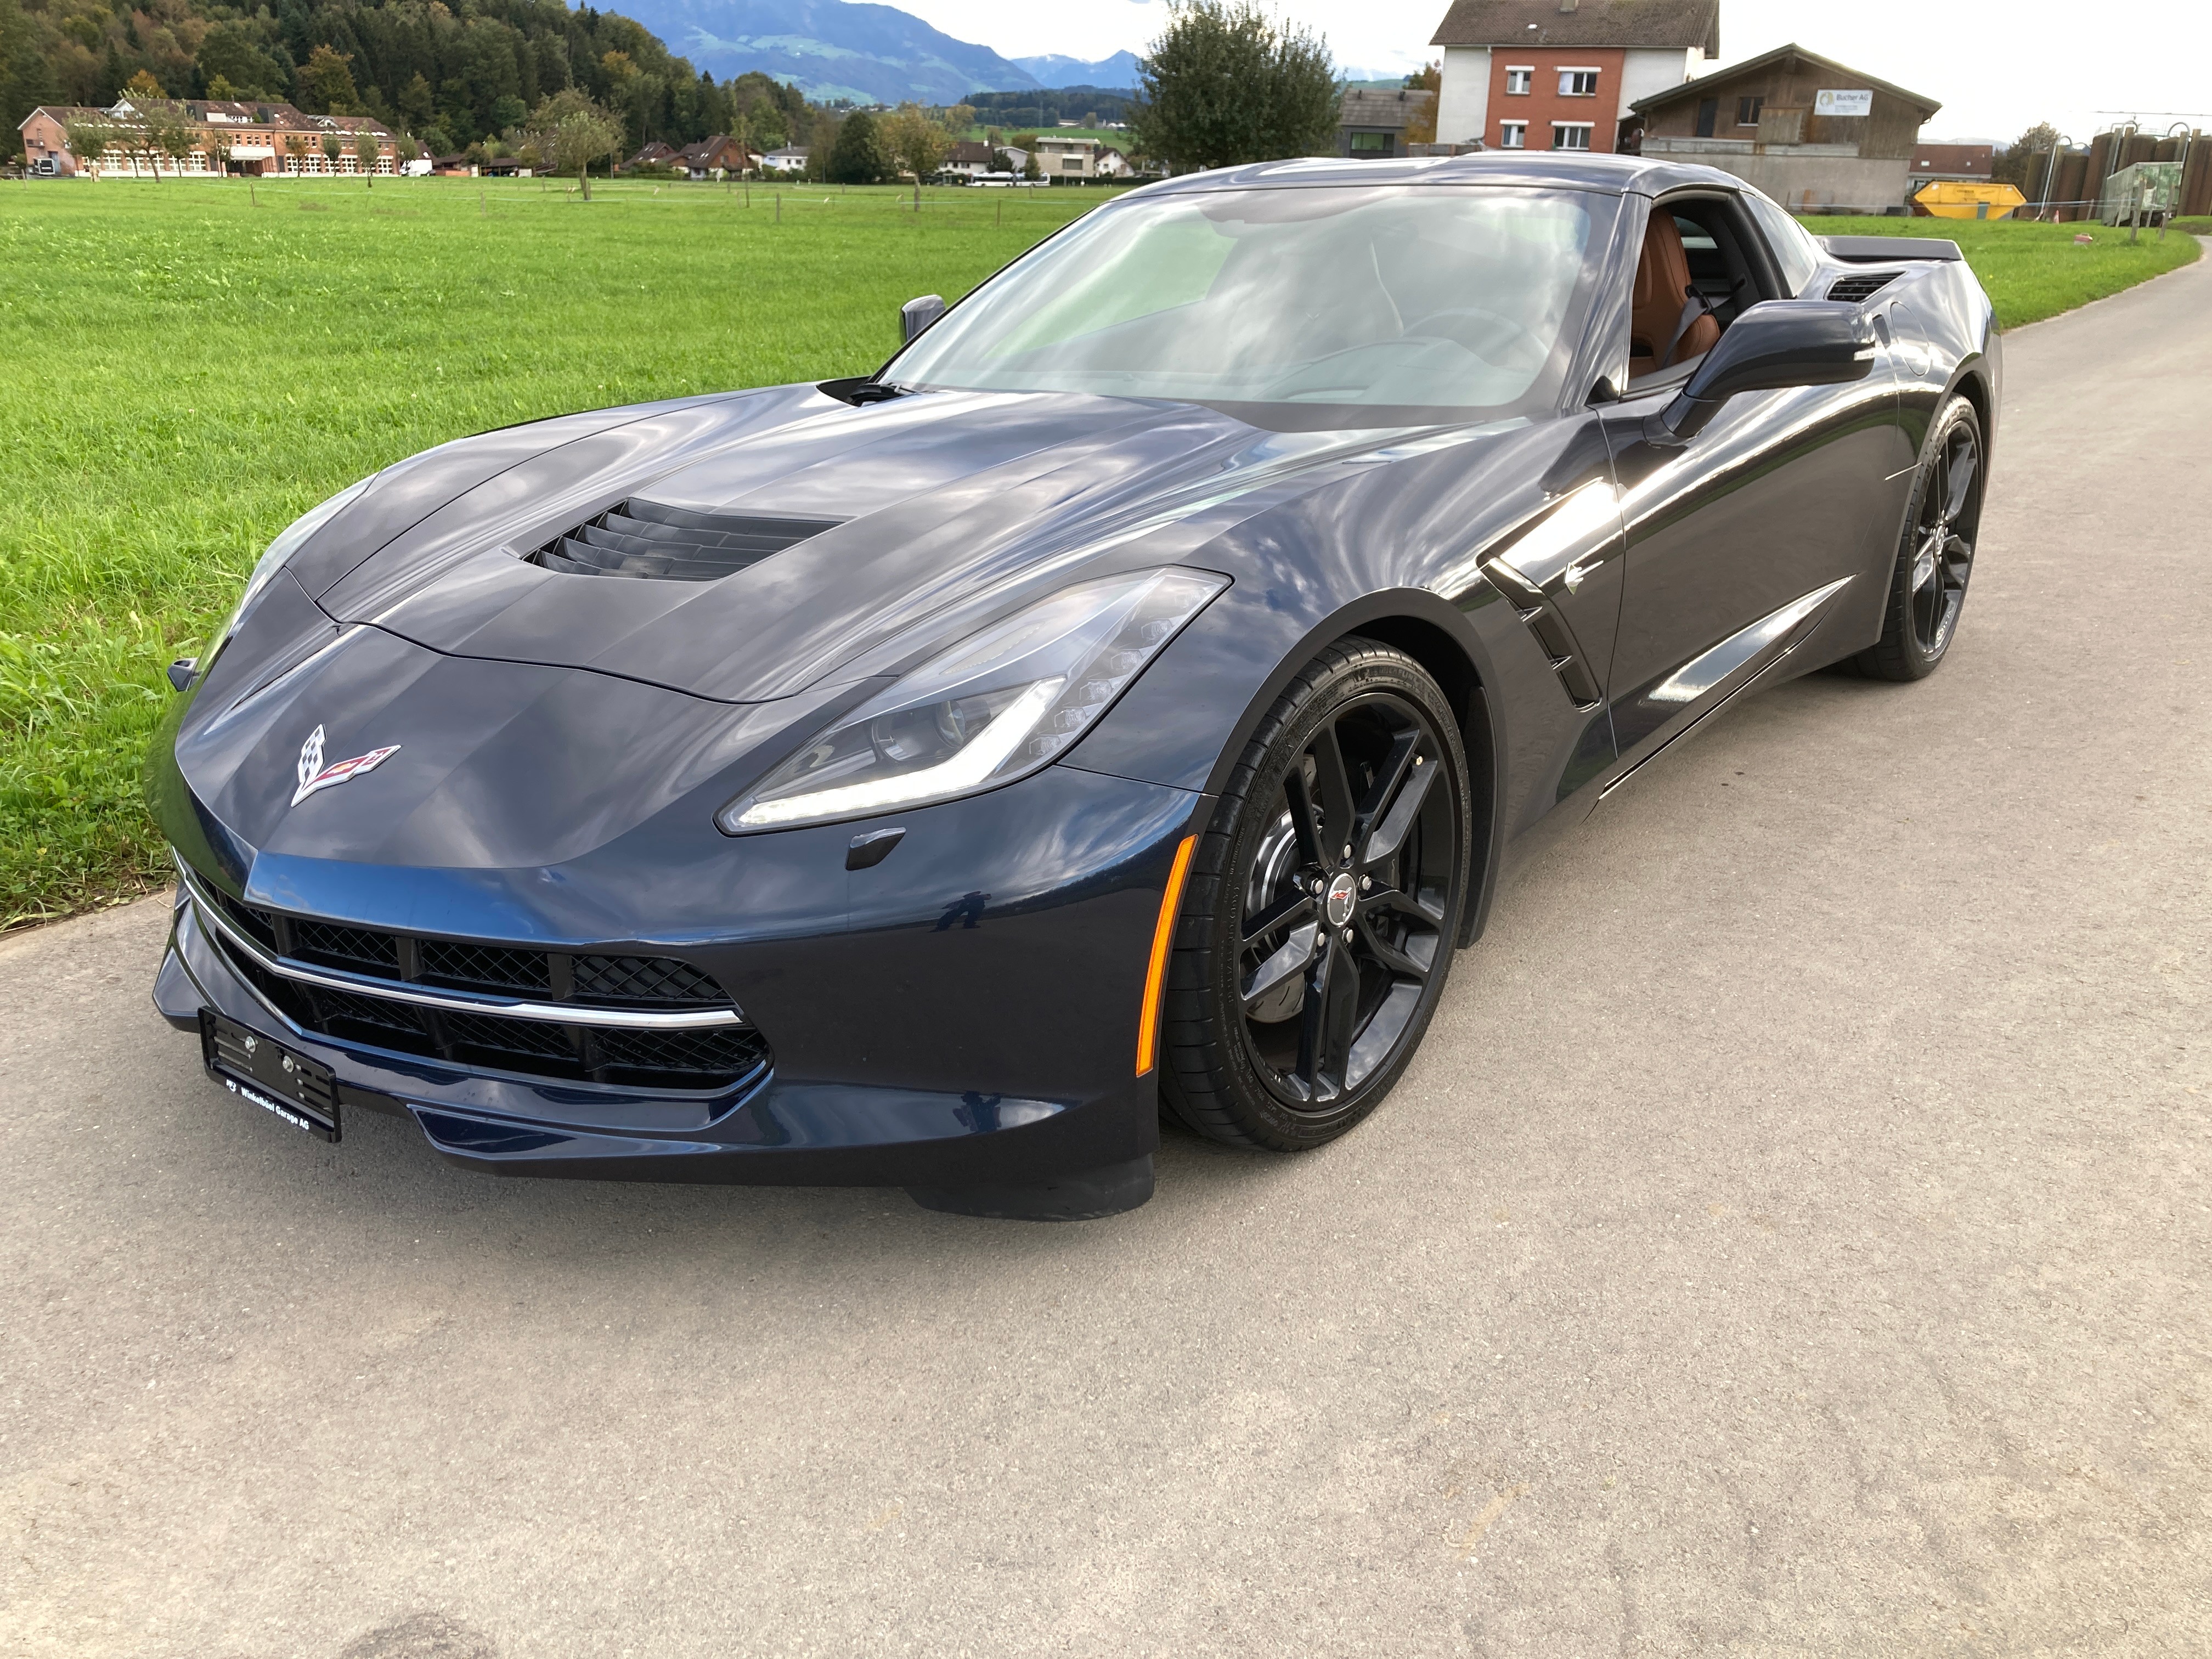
(19, 98, 395, 178)
(1429, 0, 1718, 154)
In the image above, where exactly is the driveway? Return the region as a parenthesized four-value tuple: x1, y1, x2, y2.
(4, 249, 2208, 1657)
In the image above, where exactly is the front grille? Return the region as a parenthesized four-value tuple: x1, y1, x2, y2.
(194, 885, 768, 1092)
(526, 499, 844, 582)
(218, 947, 770, 1092)
(1827, 270, 1898, 303)
(227, 896, 732, 1010)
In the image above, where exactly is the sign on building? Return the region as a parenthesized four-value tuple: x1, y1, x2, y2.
(1815, 89, 1874, 117)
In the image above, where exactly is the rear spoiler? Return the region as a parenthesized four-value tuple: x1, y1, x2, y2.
(1818, 235, 1963, 264)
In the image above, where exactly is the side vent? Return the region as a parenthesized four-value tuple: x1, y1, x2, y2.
(1483, 558, 1602, 710)
(1827, 270, 1899, 304)
(527, 500, 845, 582)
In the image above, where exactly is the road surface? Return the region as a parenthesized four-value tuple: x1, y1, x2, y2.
(4, 250, 2208, 1657)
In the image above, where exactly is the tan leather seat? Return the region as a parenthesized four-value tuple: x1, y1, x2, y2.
(1628, 213, 1720, 379)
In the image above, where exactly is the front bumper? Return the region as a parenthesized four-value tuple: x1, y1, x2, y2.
(156, 763, 1205, 1197)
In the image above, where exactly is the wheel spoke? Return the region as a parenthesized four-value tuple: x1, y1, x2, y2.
(1361, 736, 1435, 867)
(1943, 436, 1978, 523)
(1243, 923, 1319, 1013)
(1363, 885, 1446, 930)
(1356, 914, 1427, 979)
(1310, 721, 1357, 863)
(1281, 768, 1328, 873)
(1242, 889, 1315, 949)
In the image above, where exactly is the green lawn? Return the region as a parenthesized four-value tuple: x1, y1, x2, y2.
(1803, 215, 2200, 330)
(0, 180, 2199, 929)
(0, 175, 1109, 930)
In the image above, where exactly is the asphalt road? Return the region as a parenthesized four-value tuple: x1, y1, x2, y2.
(5, 251, 2209, 1659)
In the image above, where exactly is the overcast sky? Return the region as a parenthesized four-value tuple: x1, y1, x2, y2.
(899, 0, 2211, 144)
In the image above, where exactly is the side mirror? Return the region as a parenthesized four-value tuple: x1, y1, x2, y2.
(900, 294, 945, 343)
(1646, 300, 1877, 444)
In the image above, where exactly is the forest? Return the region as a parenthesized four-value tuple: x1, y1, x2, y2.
(0, 0, 815, 158)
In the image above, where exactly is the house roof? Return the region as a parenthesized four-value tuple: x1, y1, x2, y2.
(1430, 0, 1717, 53)
(1340, 88, 1437, 129)
(1629, 42, 1940, 117)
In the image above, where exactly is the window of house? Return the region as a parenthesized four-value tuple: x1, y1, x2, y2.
(1737, 96, 1764, 127)
(1558, 70, 1599, 97)
(1062, 157, 1082, 171)
(1499, 121, 1527, 149)
(1695, 97, 1719, 138)
(1350, 130, 1390, 154)
(1552, 123, 1593, 151)
(1504, 67, 1532, 95)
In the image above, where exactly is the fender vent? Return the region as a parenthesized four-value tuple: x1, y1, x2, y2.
(1827, 271, 1899, 304)
(528, 500, 844, 582)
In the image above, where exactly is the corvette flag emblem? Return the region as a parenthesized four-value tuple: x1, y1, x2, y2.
(290, 724, 400, 806)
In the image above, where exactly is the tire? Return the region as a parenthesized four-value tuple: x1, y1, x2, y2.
(1857, 396, 1986, 681)
(1158, 639, 1471, 1151)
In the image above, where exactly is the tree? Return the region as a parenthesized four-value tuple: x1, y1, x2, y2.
(827, 107, 891, 183)
(284, 132, 309, 174)
(880, 103, 947, 180)
(1131, 0, 1338, 172)
(1995, 121, 2064, 193)
(123, 68, 164, 99)
(398, 73, 436, 132)
(296, 45, 359, 117)
(148, 103, 196, 176)
(353, 128, 380, 185)
(60, 113, 120, 176)
(203, 127, 231, 176)
(529, 87, 623, 200)
(1404, 61, 1438, 146)
(320, 130, 342, 172)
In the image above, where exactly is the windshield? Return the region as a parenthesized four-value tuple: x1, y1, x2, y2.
(889, 185, 1611, 428)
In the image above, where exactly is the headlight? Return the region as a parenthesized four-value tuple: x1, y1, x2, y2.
(208, 476, 375, 657)
(719, 566, 1229, 833)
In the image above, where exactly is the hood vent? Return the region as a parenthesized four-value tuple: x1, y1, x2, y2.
(1826, 270, 1899, 304)
(527, 500, 845, 582)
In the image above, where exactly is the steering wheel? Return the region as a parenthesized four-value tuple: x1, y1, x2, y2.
(1400, 306, 1547, 374)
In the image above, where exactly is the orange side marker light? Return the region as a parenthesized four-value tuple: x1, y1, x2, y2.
(1136, 835, 1198, 1077)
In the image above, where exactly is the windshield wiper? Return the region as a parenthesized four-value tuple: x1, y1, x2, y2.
(818, 376, 914, 407)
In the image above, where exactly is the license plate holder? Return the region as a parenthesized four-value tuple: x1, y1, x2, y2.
(200, 1011, 341, 1142)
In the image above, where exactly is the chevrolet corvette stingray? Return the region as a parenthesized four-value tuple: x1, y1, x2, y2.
(150, 153, 1998, 1218)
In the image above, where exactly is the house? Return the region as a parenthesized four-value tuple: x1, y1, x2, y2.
(1094, 144, 1133, 178)
(1337, 88, 1437, 159)
(762, 145, 809, 174)
(625, 140, 680, 172)
(1911, 143, 1993, 183)
(19, 99, 396, 177)
(1630, 42, 1942, 212)
(669, 136, 755, 178)
(939, 139, 998, 179)
(1429, 0, 1716, 154)
(1030, 135, 1103, 179)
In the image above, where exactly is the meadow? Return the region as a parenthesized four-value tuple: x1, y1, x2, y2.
(0, 174, 1107, 928)
(0, 178, 2198, 928)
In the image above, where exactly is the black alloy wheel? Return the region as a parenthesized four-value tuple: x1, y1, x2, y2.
(1859, 396, 1985, 681)
(1159, 640, 1470, 1150)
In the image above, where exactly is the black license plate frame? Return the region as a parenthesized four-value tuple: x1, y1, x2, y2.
(200, 1011, 341, 1142)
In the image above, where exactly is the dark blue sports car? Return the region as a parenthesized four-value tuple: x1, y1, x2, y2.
(151, 154, 1999, 1218)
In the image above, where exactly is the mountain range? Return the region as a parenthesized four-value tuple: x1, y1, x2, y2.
(616, 0, 1142, 106)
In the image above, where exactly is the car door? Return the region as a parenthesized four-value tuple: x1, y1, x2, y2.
(1596, 190, 1914, 784)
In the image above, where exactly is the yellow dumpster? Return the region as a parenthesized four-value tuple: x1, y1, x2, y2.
(1912, 180, 2027, 220)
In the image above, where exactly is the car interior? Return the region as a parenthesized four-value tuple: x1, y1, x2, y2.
(1626, 195, 1773, 387)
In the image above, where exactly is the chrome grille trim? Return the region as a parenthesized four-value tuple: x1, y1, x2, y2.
(177, 864, 749, 1032)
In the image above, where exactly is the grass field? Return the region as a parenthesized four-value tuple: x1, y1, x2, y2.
(0, 180, 2198, 929)
(0, 175, 1108, 929)
(1807, 215, 2200, 329)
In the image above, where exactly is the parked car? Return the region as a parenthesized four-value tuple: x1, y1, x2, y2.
(151, 155, 1997, 1219)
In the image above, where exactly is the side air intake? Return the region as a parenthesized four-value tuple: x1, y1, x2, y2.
(1827, 271, 1899, 304)
(528, 500, 844, 582)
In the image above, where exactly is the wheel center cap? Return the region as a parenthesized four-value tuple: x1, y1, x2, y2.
(1324, 872, 1357, 929)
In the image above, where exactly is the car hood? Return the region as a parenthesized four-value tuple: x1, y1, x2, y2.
(307, 383, 1420, 703)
